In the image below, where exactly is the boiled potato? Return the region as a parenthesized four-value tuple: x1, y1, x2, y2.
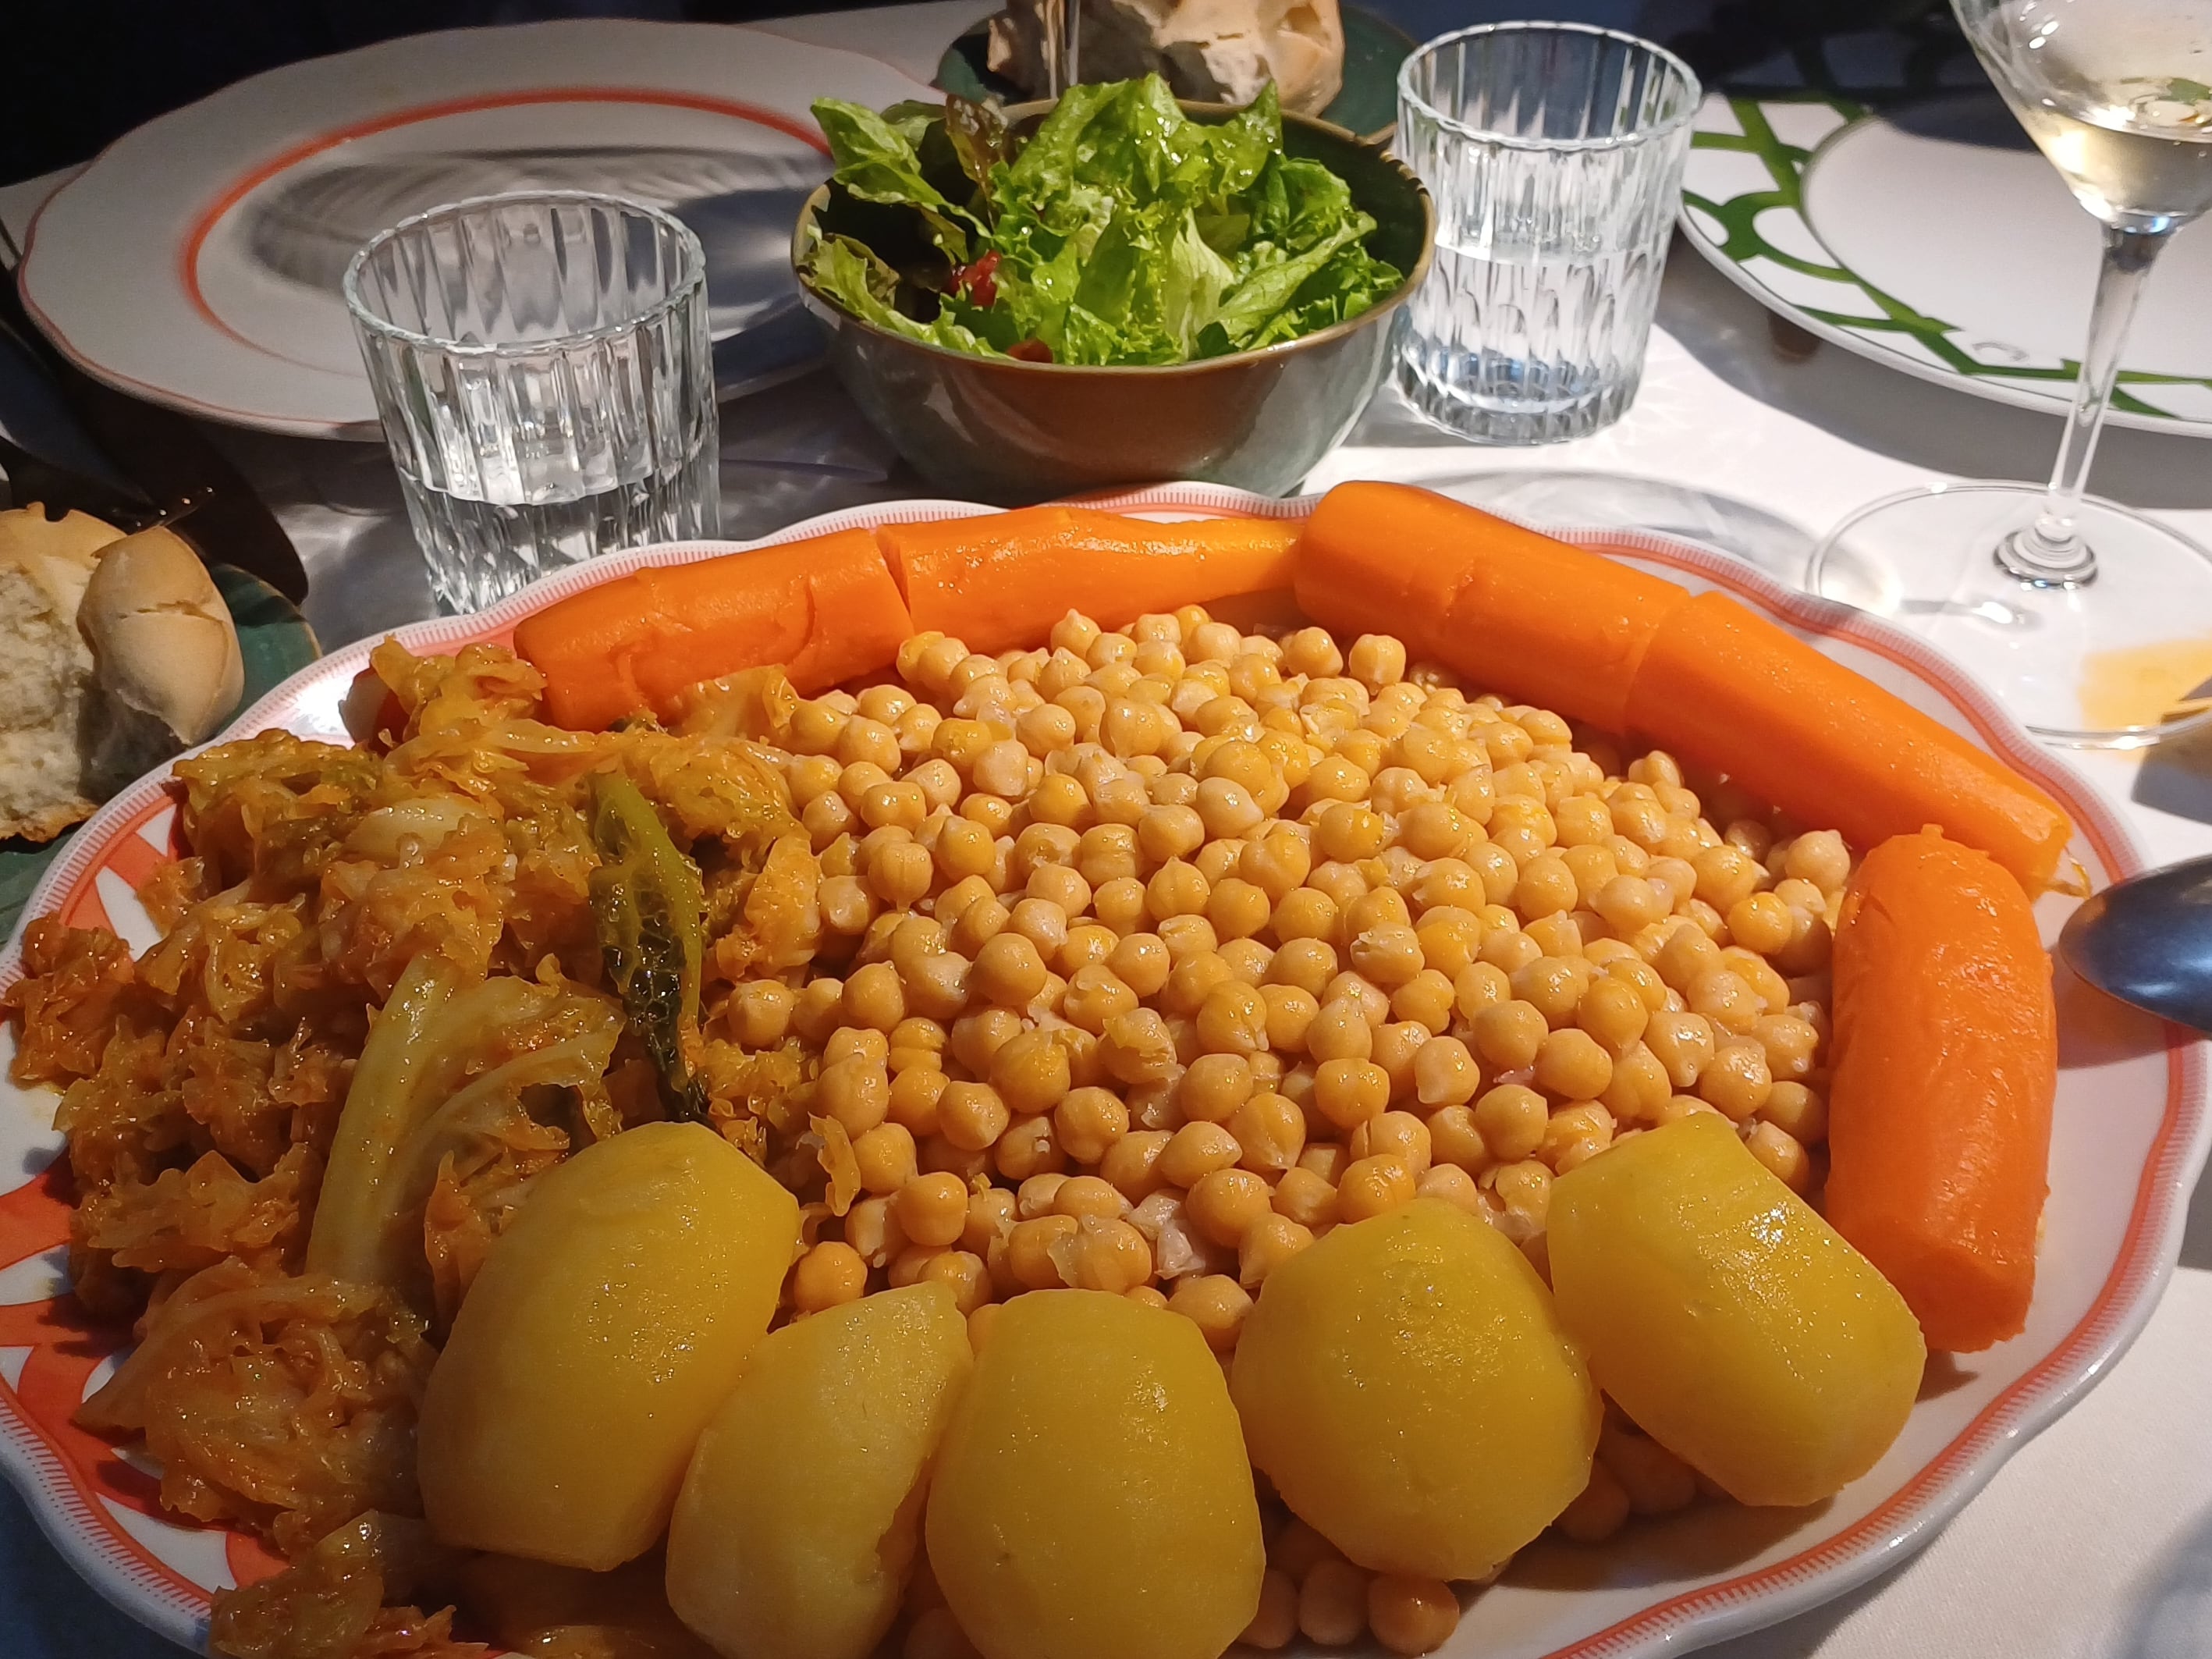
(1231, 1199, 1598, 1579)
(926, 1289, 1262, 1659)
(666, 1283, 973, 1659)
(1548, 1112, 1926, 1507)
(418, 1121, 799, 1568)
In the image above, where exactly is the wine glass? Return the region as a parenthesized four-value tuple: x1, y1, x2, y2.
(1810, 0, 2212, 748)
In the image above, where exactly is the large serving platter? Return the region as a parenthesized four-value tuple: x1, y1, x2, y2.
(0, 483, 2198, 1657)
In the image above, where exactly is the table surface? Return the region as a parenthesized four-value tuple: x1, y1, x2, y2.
(3, 5, 2210, 1656)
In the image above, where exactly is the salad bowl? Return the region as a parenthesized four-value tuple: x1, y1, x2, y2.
(791, 101, 1434, 503)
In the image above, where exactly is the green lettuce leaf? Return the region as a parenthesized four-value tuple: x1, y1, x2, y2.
(808, 76, 1401, 366)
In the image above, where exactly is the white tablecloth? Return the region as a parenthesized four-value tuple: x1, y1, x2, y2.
(4, 9, 2210, 1656)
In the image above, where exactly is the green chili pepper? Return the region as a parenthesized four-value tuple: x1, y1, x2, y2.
(588, 773, 711, 1122)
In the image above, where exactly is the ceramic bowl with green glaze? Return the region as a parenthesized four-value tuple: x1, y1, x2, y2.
(791, 102, 1434, 506)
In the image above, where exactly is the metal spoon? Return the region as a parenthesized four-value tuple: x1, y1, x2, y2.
(2058, 854, 2212, 1032)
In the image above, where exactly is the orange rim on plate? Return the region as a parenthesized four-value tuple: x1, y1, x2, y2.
(0, 484, 2197, 1656)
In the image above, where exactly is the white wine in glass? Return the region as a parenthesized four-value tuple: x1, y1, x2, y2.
(1812, 0, 2212, 748)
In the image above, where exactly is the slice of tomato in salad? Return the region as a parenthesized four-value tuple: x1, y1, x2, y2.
(953, 250, 1001, 307)
(1007, 339, 1054, 363)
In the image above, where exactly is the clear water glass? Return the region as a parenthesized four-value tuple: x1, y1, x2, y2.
(345, 191, 719, 614)
(1394, 23, 1700, 445)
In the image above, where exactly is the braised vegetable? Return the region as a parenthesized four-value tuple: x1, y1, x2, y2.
(1294, 480, 2074, 892)
(589, 773, 710, 1122)
(307, 961, 621, 1309)
(926, 1289, 1264, 1659)
(1548, 1113, 1926, 1508)
(417, 1121, 800, 1569)
(1825, 829, 2057, 1352)
(1231, 1200, 1598, 1578)
(1295, 481, 1691, 735)
(1626, 590, 2073, 893)
(666, 1283, 973, 1659)
(513, 527, 914, 730)
(876, 509, 1301, 655)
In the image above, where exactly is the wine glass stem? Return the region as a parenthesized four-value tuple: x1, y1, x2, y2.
(2000, 224, 2168, 586)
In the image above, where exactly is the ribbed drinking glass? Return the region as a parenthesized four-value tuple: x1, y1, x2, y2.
(345, 191, 719, 614)
(1394, 23, 1700, 444)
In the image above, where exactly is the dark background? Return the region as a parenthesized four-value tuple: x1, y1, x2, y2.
(4, 0, 1947, 185)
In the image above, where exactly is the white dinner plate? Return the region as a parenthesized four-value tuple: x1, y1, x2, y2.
(0, 482, 2201, 1658)
(1678, 28, 2212, 435)
(17, 21, 936, 439)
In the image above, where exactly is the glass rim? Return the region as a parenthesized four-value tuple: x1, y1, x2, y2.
(1397, 21, 1703, 154)
(342, 188, 708, 358)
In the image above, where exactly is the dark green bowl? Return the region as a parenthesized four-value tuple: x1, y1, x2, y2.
(792, 103, 1435, 506)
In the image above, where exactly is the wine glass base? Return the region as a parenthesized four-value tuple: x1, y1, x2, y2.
(1811, 483, 2212, 749)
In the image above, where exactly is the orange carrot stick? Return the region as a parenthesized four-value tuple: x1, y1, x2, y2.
(1824, 828, 2057, 1352)
(513, 529, 913, 730)
(877, 509, 1300, 655)
(1626, 591, 2072, 893)
(1294, 481, 1692, 734)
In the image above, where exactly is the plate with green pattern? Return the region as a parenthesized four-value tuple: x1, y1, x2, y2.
(936, 4, 1415, 143)
(1678, 23, 2212, 434)
(0, 565, 318, 937)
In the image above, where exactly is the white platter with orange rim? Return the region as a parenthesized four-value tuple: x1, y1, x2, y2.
(0, 483, 2201, 1658)
(16, 20, 935, 436)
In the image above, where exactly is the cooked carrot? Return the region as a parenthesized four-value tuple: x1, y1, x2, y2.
(513, 528, 913, 730)
(1294, 481, 1692, 733)
(1823, 828, 2057, 1352)
(1626, 591, 2072, 893)
(876, 510, 1300, 655)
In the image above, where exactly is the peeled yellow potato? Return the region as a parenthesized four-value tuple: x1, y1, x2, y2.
(926, 1289, 1263, 1659)
(666, 1283, 973, 1659)
(417, 1121, 799, 1568)
(1231, 1199, 1598, 1579)
(1548, 1113, 1926, 1508)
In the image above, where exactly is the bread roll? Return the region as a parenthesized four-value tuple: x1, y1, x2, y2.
(80, 527, 246, 747)
(0, 506, 122, 841)
(988, 0, 1345, 116)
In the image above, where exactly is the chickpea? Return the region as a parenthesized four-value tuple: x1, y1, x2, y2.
(1337, 1154, 1416, 1223)
(1298, 1560, 1370, 1647)
(1188, 1168, 1273, 1248)
(1746, 1120, 1813, 1191)
(1304, 994, 1376, 1063)
(1697, 1041, 1774, 1121)
(1784, 829, 1852, 893)
(1170, 1274, 1253, 1351)
(1470, 1000, 1547, 1073)
(1472, 1083, 1548, 1163)
(792, 1241, 867, 1314)
(1491, 1159, 1552, 1240)
(1313, 1057, 1390, 1130)
(1542, 1102, 1615, 1173)
(1534, 1027, 1615, 1102)
(1351, 1110, 1432, 1178)
(1157, 1121, 1242, 1188)
(1369, 1576, 1461, 1657)
(1238, 1213, 1315, 1290)
(1179, 1052, 1256, 1124)
(1689, 969, 1763, 1036)
(1084, 1130, 1162, 1205)
(938, 1081, 1013, 1153)
(1759, 1081, 1828, 1143)
(729, 980, 795, 1048)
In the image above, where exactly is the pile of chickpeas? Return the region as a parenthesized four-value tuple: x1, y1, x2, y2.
(710, 602, 1853, 1658)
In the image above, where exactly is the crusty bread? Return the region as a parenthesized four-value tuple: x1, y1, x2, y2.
(988, 0, 1346, 116)
(0, 506, 120, 841)
(80, 527, 246, 747)
(0, 508, 248, 842)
